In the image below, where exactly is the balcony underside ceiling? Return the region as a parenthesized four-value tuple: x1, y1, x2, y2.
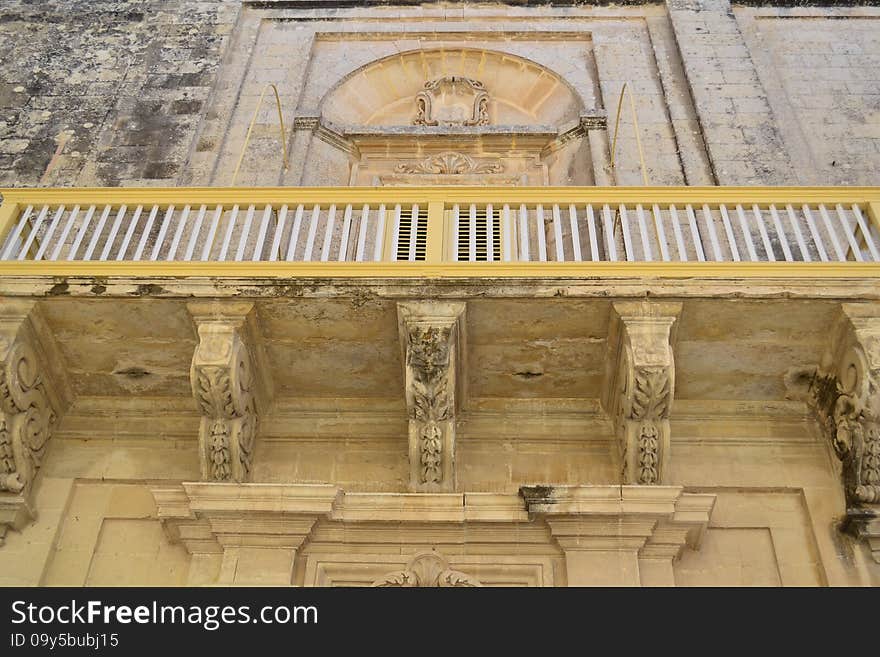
(27, 289, 842, 443)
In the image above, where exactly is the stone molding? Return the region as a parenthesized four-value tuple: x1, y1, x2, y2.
(0, 300, 66, 546)
(187, 302, 271, 483)
(604, 301, 682, 485)
(397, 301, 466, 492)
(792, 303, 880, 562)
(373, 551, 482, 587)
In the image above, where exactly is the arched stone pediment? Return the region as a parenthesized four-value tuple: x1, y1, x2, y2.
(320, 47, 585, 128)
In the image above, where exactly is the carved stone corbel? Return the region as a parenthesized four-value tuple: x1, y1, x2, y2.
(603, 301, 682, 485)
(187, 302, 270, 483)
(791, 303, 880, 561)
(397, 301, 466, 492)
(373, 551, 482, 587)
(0, 300, 67, 545)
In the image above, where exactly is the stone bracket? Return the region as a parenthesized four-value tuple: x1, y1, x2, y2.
(603, 301, 682, 485)
(0, 299, 67, 546)
(397, 301, 466, 493)
(792, 302, 880, 562)
(187, 302, 271, 483)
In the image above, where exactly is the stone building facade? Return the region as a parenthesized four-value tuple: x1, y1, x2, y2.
(0, 0, 879, 586)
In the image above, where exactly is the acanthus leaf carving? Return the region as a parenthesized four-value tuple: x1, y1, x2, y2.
(395, 152, 503, 176)
(372, 552, 481, 587)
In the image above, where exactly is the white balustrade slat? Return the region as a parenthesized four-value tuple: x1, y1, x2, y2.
(70, 205, 100, 260)
(469, 204, 477, 262)
(701, 204, 722, 261)
(235, 204, 256, 262)
(372, 204, 386, 262)
(115, 205, 143, 261)
(735, 204, 758, 262)
(768, 205, 794, 262)
(718, 205, 740, 262)
(801, 205, 828, 262)
(50, 205, 80, 261)
(651, 204, 670, 262)
(132, 205, 158, 262)
(163, 204, 190, 261)
(784, 204, 811, 262)
(685, 205, 705, 262)
(602, 204, 618, 262)
(34, 205, 66, 261)
(183, 205, 207, 262)
(338, 204, 353, 262)
(668, 205, 688, 262)
(303, 204, 321, 262)
(149, 205, 176, 261)
(82, 205, 114, 261)
(252, 205, 273, 261)
(751, 205, 776, 262)
(321, 203, 336, 262)
(285, 205, 305, 262)
(636, 204, 653, 261)
(17, 205, 50, 260)
(851, 204, 880, 262)
(199, 205, 224, 262)
(355, 204, 369, 262)
(502, 204, 512, 262)
(518, 204, 529, 262)
(818, 204, 846, 262)
(552, 204, 565, 262)
(536, 205, 548, 262)
(268, 204, 288, 262)
(390, 204, 402, 261)
(586, 205, 600, 262)
(100, 205, 129, 261)
(218, 204, 240, 262)
(569, 204, 582, 262)
(618, 205, 635, 262)
(408, 204, 419, 262)
(0, 205, 34, 260)
(835, 204, 864, 262)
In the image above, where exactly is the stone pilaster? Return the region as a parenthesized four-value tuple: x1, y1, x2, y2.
(665, 0, 794, 184)
(187, 302, 270, 483)
(397, 301, 466, 493)
(0, 300, 67, 545)
(521, 485, 715, 587)
(796, 303, 880, 562)
(604, 301, 682, 485)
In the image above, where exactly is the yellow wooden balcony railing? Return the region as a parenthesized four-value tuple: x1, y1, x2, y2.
(0, 186, 879, 277)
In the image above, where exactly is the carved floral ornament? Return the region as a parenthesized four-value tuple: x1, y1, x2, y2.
(413, 76, 490, 127)
(395, 152, 503, 176)
(373, 552, 481, 587)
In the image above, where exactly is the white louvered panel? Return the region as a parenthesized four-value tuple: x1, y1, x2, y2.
(408, 204, 419, 262)
(668, 205, 688, 262)
(451, 204, 460, 262)
(469, 204, 477, 262)
(485, 204, 494, 262)
(115, 205, 144, 261)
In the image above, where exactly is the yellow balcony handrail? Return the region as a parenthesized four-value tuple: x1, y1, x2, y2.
(0, 186, 878, 277)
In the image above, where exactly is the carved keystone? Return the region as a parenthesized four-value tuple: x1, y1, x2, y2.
(397, 301, 466, 492)
(187, 302, 270, 483)
(793, 303, 880, 561)
(603, 301, 682, 485)
(0, 299, 67, 546)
